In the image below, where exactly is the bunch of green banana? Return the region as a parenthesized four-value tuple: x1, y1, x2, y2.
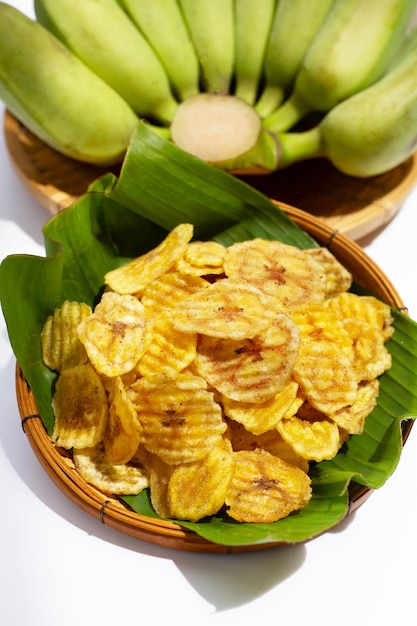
(276, 25, 417, 177)
(1, 0, 417, 178)
(264, 0, 417, 132)
(0, 2, 138, 165)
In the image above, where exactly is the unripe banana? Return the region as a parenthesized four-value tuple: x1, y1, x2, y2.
(265, 0, 417, 132)
(34, 0, 178, 124)
(178, 0, 235, 94)
(117, 0, 200, 102)
(234, 0, 278, 106)
(256, 0, 333, 118)
(0, 3, 138, 165)
(277, 27, 417, 176)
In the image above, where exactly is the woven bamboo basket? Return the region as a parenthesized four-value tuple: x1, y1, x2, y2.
(4, 110, 417, 240)
(14, 204, 414, 553)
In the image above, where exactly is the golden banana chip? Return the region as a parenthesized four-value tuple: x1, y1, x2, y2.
(172, 278, 276, 340)
(149, 453, 174, 518)
(104, 377, 142, 465)
(141, 271, 207, 313)
(291, 302, 353, 355)
(223, 239, 326, 310)
(175, 240, 226, 276)
(73, 442, 149, 495)
(221, 380, 299, 435)
(343, 319, 392, 381)
(41, 300, 92, 371)
(277, 414, 343, 461)
(51, 363, 109, 449)
(304, 247, 352, 297)
(137, 315, 197, 377)
(104, 223, 194, 296)
(168, 437, 234, 521)
(292, 340, 358, 414)
(329, 379, 380, 434)
(129, 372, 226, 464)
(195, 313, 299, 403)
(225, 448, 312, 523)
(77, 291, 147, 377)
(327, 292, 394, 340)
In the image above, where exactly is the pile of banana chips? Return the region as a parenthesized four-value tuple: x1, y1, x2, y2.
(40, 224, 393, 524)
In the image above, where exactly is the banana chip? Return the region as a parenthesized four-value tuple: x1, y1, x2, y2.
(343, 318, 392, 381)
(175, 240, 226, 276)
(195, 313, 299, 403)
(225, 449, 312, 523)
(292, 340, 358, 414)
(304, 247, 352, 297)
(104, 223, 194, 296)
(168, 437, 234, 521)
(327, 292, 394, 340)
(172, 278, 276, 340)
(73, 442, 149, 495)
(104, 377, 142, 465)
(291, 302, 353, 355)
(130, 372, 227, 464)
(77, 291, 147, 377)
(329, 379, 380, 434)
(221, 380, 300, 434)
(51, 363, 109, 449)
(223, 239, 326, 309)
(277, 414, 343, 461)
(141, 271, 208, 313)
(137, 315, 197, 377)
(41, 300, 92, 371)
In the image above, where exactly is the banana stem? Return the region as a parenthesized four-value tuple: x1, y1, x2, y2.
(278, 126, 323, 168)
(263, 90, 311, 132)
(255, 84, 287, 118)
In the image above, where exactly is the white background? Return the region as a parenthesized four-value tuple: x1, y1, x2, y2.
(1, 2, 416, 625)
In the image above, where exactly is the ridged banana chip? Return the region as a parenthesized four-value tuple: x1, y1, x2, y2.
(328, 379, 380, 435)
(129, 372, 226, 464)
(223, 239, 326, 310)
(195, 313, 299, 403)
(77, 291, 147, 377)
(103, 376, 142, 465)
(51, 363, 109, 449)
(225, 448, 312, 523)
(141, 270, 207, 312)
(221, 380, 300, 435)
(327, 292, 394, 340)
(172, 278, 276, 339)
(41, 300, 92, 371)
(175, 240, 226, 276)
(104, 223, 194, 295)
(343, 318, 392, 382)
(73, 443, 149, 495)
(304, 247, 352, 297)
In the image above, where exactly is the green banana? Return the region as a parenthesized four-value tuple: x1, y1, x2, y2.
(256, 0, 333, 118)
(277, 27, 417, 177)
(234, 0, 278, 106)
(265, 0, 417, 132)
(34, 0, 178, 124)
(178, 0, 235, 94)
(117, 0, 200, 102)
(0, 3, 138, 165)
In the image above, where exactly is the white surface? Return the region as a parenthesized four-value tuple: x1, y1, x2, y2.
(1, 3, 416, 625)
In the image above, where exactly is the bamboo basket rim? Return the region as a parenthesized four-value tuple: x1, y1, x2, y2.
(14, 205, 414, 553)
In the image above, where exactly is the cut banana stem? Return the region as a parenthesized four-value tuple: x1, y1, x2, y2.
(234, 0, 278, 106)
(117, 0, 200, 102)
(256, 0, 333, 118)
(264, 0, 417, 132)
(170, 93, 262, 163)
(278, 25, 417, 177)
(34, 0, 178, 124)
(0, 3, 138, 165)
(178, 0, 235, 94)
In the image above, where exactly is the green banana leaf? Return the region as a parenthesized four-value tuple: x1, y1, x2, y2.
(1, 122, 416, 547)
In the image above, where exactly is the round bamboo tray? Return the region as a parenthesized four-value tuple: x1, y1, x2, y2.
(4, 109, 417, 240)
(14, 204, 414, 553)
